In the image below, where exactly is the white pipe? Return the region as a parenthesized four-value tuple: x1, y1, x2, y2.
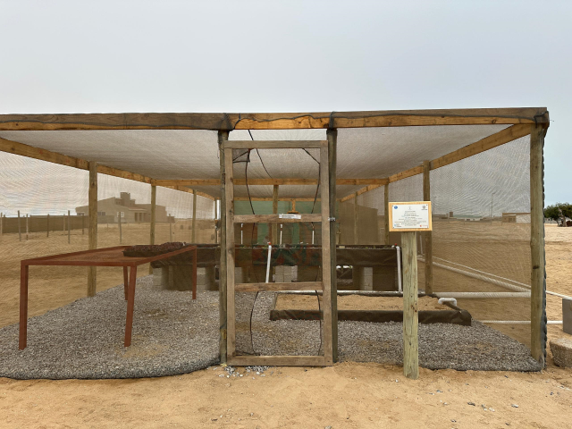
(395, 245, 402, 293)
(265, 243, 272, 283)
(279, 224, 283, 245)
(312, 229, 315, 245)
(240, 223, 244, 245)
(480, 320, 563, 325)
(438, 297, 457, 307)
(435, 292, 530, 299)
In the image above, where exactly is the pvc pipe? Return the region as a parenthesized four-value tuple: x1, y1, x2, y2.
(312, 229, 315, 245)
(240, 223, 244, 245)
(279, 224, 283, 245)
(480, 320, 563, 325)
(438, 297, 457, 307)
(435, 292, 530, 299)
(265, 243, 272, 283)
(395, 245, 402, 293)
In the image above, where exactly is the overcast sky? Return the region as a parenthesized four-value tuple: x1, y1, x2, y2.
(1, 0, 570, 206)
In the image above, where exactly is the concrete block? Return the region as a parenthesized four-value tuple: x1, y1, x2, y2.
(563, 298, 572, 335)
(550, 338, 572, 368)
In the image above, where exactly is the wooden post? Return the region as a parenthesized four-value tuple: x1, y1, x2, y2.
(63, 212, 66, 234)
(327, 128, 338, 362)
(18, 210, 21, 241)
(192, 190, 197, 243)
(384, 183, 390, 245)
(87, 162, 98, 297)
(422, 160, 433, 294)
(401, 231, 419, 379)
(0, 213, 2, 240)
(149, 185, 156, 274)
(81, 213, 84, 235)
(218, 130, 229, 363)
(169, 220, 172, 241)
(214, 200, 218, 244)
(67, 210, 71, 244)
(530, 125, 546, 366)
(25, 214, 29, 241)
(47, 213, 50, 237)
(272, 185, 279, 244)
(118, 211, 122, 244)
(353, 192, 359, 245)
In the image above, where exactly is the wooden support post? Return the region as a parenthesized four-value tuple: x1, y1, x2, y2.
(327, 128, 338, 362)
(384, 183, 390, 245)
(214, 200, 218, 244)
(224, 144, 236, 360)
(401, 231, 419, 379)
(353, 192, 359, 245)
(87, 162, 98, 297)
(422, 160, 433, 294)
(118, 211, 122, 244)
(272, 185, 279, 244)
(25, 214, 29, 241)
(18, 210, 21, 241)
(218, 131, 229, 363)
(192, 190, 197, 243)
(46, 213, 49, 237)
(81, 213, 84, 235)
(0, 213, 2, 240)
(149, 185, 156, 274)
(530, 125, 546, 366)
(67, 210, 71, 244)
(63, 212, 66, 234)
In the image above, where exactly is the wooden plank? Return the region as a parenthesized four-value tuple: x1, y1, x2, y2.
(223, 140, 323, 149)
(87, 162, 98, 297)
(384, 183, 390, 245)
(389, 166, 423, 183)
(218, 132, 229, 364)
(401, 231, 419, 380)
(353, 193, 359, 245)
(234, 197, 320, 202)
(0, 108, 548, 131)
(224, 146, 236, 359)
(161, 185, 215, 200)
(154, 178, 387, 187)
(272, 185, 279, 244)
(228, 355, 327, 367)
(191, 190, 197, 243)
(327, 128, 339, 362)
(431, 124, 532, 170)
(235, 282, 323, 292)
(530, 125, 546, 367)
(320, 139, 334, 365)
(234, 214, 322, 224)
(422, 161, 433, 295)
(149, 185, 156, 274)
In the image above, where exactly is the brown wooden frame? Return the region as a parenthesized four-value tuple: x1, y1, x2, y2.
(221, 138, 334, 367)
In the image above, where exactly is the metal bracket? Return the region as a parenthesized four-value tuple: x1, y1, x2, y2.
(328, 217, 336, 222)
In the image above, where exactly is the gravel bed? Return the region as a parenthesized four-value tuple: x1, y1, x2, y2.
(0, 276, 219, 379)
(0, 284, 540, 379)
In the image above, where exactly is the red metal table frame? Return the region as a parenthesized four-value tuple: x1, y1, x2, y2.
(19, 245, 198, 350)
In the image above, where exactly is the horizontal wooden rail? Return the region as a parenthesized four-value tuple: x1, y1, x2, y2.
(234, 214, 322, 224)
(154, 178, 387, 187)
(235, 282, 323, 292)
(224, 140, 324, 149)
(228, 355, 327, 367)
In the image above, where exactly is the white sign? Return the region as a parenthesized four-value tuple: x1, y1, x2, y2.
(389, 201, 432, 232)
(279, 213, 302, 220)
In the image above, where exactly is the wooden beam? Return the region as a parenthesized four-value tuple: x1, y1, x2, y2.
(235, 282, 322, 292)
(149, 185, 156, 274)
(153, 178, 387, 187)
(384, 183, 390, 245)
(223, 140, 323, 149)
(327, 128, 338, 362)
(224, 146, 236, 360)
(530, 125, 546, 367)
(402, 231, 419, 380)
(87, 162, 98, 297)
(228, 355, 326, 367)
(218, 131, 229, 364)
(353, 193, 359, 245)
(0, 108, 548, 131)
(234, 197, 320, 202)
(161, 185, 215, 201)
(234, 214, 322, 224)
(272, 185, 279, 244)
(389, 166, 423, 183)
(422, 161, 433, 295)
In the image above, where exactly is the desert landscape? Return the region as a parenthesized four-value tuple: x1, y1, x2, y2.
(0, 224, 570, 428)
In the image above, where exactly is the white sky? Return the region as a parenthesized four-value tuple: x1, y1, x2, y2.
(0, 0, 570, 207)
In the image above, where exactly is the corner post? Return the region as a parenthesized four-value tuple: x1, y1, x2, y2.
(530, 125, 547, 366)
(88, 161, 98, 297)
(327, 128, 338, 362)
(353, 192, 359, 245)
(422, 160, 433, 294)
(192, 190, 197, 243)
(218, 131, 229, 364)
(402, 231, 419, 379)
(149, 184, 157, 274)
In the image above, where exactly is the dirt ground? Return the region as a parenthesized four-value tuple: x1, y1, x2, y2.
(0, 224, 571, 428)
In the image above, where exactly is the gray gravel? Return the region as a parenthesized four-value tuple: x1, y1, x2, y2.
(0, 283, 540, 379)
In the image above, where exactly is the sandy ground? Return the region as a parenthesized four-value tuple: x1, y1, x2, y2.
(0, 224, 571, 428)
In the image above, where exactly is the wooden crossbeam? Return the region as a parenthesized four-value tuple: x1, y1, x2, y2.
(234, 214, 322, 224)
(0, 108, 548, 131)
(153, 178, 387, 187)
(223, 140, 323, 149)
(235, 282, 323, 292)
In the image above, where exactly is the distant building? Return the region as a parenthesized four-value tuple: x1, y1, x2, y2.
(502, 212, 531, 224)
(76, 192, 170, 223)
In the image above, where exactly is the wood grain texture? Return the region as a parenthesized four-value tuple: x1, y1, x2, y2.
(223, 140, 323, 149)
(191, 190, 197, 243)
(154, 178, 387, 187)
(401, 231, 419, 380)
(224, 147, 236, 359)
(272, 185, 279, 244)
(422, 161, 433, 295)
(234, 214, 322, 224)
(384, 183, 390, 245)
(235, 282, 323, 292)
(327, 128, 339, 362)
(218, 131, 229, 363)
(228, 355, 327, 367)
(530, 125, 546, 367)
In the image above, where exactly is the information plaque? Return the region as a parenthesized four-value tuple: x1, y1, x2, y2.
(388, 201, 432, 232)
